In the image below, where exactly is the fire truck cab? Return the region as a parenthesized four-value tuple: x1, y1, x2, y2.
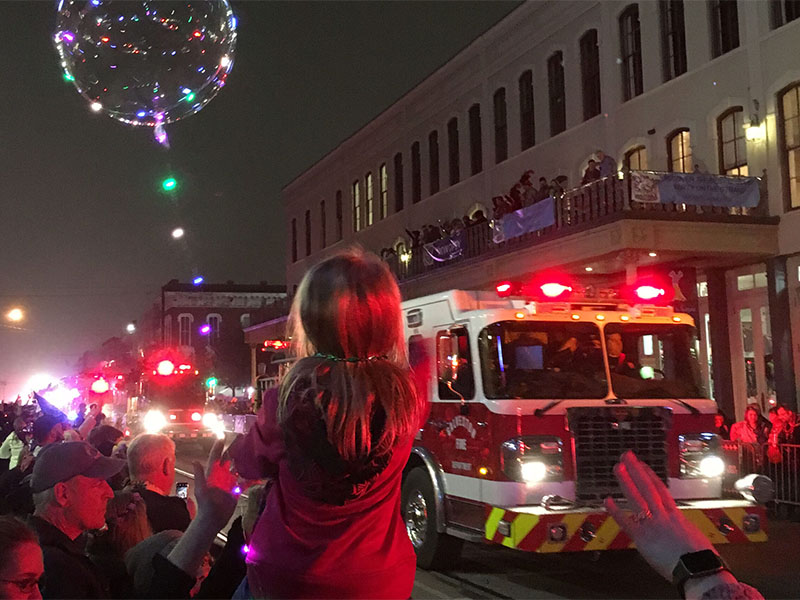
(400, 283, 770, 569)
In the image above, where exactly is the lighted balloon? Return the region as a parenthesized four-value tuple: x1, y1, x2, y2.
(54, 0, 237, 145)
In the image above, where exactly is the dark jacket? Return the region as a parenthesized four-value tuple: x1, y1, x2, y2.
(131, 485, 191, 533)
(28, 515, 109, 599)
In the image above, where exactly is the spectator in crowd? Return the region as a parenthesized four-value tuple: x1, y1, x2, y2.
(87, 425, 124, 458)
(126, 434, 192, 533)
(776, 404, 800, 444)
(536, 176, 550, 201)
(0, 418, 30, 471)
(581, 159, 601, 185)
(30, 415, 64, 457)
(730, 404, 769, 444)
(28, 441, 124, 598)
(714, 412, 731, 440)
(0, 516, 43, 600)
(472, 210, 487, 224)
(228, 249, 426, 599)
(73, 403, 87, 429)
(596, 149, 618, 178)
(607, 451, 763, 600)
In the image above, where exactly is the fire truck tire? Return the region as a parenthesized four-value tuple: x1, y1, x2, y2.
(401, 467, 463, 570)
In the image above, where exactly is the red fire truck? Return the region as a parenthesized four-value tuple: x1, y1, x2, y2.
(126, 350, 223, 444)
(399, 278, 770, 568)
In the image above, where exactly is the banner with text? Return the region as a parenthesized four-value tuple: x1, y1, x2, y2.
(492, 196, 556, 244)
(630, 171, 759, 208)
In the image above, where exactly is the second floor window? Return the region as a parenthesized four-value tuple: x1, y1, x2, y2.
(624, 145, 648, 170)
(352, 180, 361, 232)
(178, 314, 192, 347)
(379, 163, 388, 219)
(710, 0, 740, 57)
(163, 316, 172, 345)
(667, 129, 692, 173)
(780, 83, 800, 209)
(660, 0, 687, 81)
(469, 103, 483, 175)
(448, 117, 460, 186)
(394, 152, 404, 212)
(304, 209, 311, 256)
(580, 29, 601, 120)
(335, 190, 343, 241)
(207, 314, 221, 343)
(519, 70, 535, 150)
(291, 218, 297, 262)
(718, 107, 748, 176)
(429, 131, 440, 195)
(320, 200, 326, 248)
(548, 51, 566, 136)
(365, 172, 374, 226)
(411, 142, 421, 203)
(620, 4, 643, 101)
(771, 0, 800, 28)
(493, 88, 508, 163)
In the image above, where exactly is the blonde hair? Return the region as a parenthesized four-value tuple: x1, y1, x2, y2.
(279, 249, 421, 462)
(127, 434, 175, 481)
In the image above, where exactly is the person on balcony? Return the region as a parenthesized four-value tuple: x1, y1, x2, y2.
(535, 176, 550, 201)
(595, 149, 617, 178)
(581, 159, 601, 185)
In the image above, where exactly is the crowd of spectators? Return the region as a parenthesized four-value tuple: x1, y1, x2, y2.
(716, 403, 800, 445)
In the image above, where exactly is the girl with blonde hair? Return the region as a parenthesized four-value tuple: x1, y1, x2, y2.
(229, 249, 425, 599)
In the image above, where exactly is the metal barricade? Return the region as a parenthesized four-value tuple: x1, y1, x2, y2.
(722, 440, 800, 507)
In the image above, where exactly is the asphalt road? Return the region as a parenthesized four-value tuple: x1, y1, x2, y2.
(176, 443, 800, 599)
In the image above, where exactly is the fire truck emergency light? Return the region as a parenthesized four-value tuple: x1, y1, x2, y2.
(90, 378, 109, 394)
(539, 282, 572, 299)
(156, 360, 176, 376)
(496, 282, 513, 297)
(634, 285, 666, 301)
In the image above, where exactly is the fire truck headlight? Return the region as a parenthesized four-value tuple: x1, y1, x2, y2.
(202, 412, 218, 428)
(698, 456, 725, 478)
(191, 412, 202, 422)
(143, 410, 167, 433)
(520, 460, 547, 483)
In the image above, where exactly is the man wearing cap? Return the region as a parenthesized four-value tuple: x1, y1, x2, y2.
(30, 414, 64, 457)
(27, 441, 125, 598)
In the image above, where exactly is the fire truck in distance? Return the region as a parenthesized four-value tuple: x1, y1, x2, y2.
(126, 350, 223, 444)
(400, 277, 772, 569)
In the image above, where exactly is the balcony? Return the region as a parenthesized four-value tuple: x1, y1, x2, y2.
(386, 171, 777, 292)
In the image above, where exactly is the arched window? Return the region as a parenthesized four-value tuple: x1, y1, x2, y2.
(624, 145, 648, 171)
(660, 0, 687, 81)
(519, 70, 535, 150)
(493, 88, 507, 163)
(447, 117, 460, 185)
(580, 29, 601, 120)
(717, 107, 748, 175)
(206, 314, 222, 343)
(240, 314, 251, 329)
(667, 129, 692, 173)
(411, 143, 421, 203)
(428, 131, 440, 195)
(619, 5, 643, 101)
(547, 51, 566, 135)
(163, 316, 172, 345)
(379, 163, 388, 219)
(779, 83, 800, 209)
(352, 180, 361, 232)
(469, 103, 483, 175)
(365, 172, 374, 226)
(178, 314, 193, 347)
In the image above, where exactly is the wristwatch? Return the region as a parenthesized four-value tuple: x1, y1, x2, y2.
(672, 549, 728, 598)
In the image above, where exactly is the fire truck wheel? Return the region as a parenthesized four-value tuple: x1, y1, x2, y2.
(401, 467, 463, 570)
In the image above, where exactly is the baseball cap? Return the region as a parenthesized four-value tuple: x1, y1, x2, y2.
(30, 441, 126, 493)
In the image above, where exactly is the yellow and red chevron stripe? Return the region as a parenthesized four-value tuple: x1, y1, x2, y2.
(484, 505, 767, 553)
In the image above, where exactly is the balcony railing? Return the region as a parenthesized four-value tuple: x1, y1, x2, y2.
(387, 171, 768, 282)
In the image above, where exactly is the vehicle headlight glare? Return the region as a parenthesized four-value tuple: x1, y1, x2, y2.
(202, 412, 218, 428)
(143, 410, 167, 433)
(698, 455, 725, 478)
(521, 460, 547, 483)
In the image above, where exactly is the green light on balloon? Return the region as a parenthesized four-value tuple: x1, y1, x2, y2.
(185, 92, 196, 102)
(162, 177, 178, 192)
(205, 377, 218, 388)
(639, 366, 655, 380)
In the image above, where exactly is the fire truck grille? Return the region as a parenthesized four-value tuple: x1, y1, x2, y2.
(569, 406, 670, 502)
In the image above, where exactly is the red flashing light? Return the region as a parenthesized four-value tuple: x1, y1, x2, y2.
(156, 360, 175, 376)
(496, 282, 513, 297)
(635, 285, 666, 301)
(539, 282, 573, 300)
(264, 340, 288, 350)
(191, 412, 202, 422)
(192, 30, 202, 37)
(624, 276, 674, 306)
(90, 378, 109, 394)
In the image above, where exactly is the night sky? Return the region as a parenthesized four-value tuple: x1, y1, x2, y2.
(0, 1, 519, 395)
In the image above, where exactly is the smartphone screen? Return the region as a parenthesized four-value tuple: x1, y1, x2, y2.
(176, 482, 189, 499)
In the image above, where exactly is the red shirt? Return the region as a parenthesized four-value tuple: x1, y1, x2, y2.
(229, 389, 417, 599)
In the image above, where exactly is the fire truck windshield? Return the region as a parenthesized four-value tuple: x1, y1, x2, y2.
(142, 375, 205, 410)
(479, 321, 607, 399)
(604, 323, 705, 399)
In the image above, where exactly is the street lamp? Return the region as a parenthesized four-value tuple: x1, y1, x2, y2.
(126, 323, 136, 334)
(171, 227, 185, 239)
(6, 308, 24, 322)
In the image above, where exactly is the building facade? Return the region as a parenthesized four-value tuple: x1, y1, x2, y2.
(282, 0, 800, 419)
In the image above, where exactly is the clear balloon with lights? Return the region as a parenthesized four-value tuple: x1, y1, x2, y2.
(54, 0, 236, 146)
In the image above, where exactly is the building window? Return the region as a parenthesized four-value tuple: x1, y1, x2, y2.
(365, 172, 374, 226)
(667, 129, 692, 172)
(206, 314, 221, 343)
(291, 218, 297, 262)
(448, 117, 460, 185)
(620, 5, 643, 101)
(320, 200, 326, 248)
(411, 143, 421, 203)
(779, 83, 800, 209)
(547, 51, 566, 136)
(469, 103, 483, 175)
(352, 180, 361, 232)
(178, 314, 193, 347)
(394, 152, 404, 212)
(519, 70, 535, 150)
(240, 314, 251, 329)
(335, 190, 343, 241)
(579, 30, 601, 121)
(717, 107, 748, 176)
(624, 145, 648, 170)
(493, 89, 508, 164)
(771, 0, 800, 28)
(304, 209, 311, 256)
(710, 0, 740, 58)
(428, 131, 440, 195)
(163, 316, 172, 345)
(379, 163, 388, 219)
(660, 1, 687, 81)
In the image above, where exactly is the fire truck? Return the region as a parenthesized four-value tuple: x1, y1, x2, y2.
(126, 350, 223, 444)
(399, 278, 771, 569)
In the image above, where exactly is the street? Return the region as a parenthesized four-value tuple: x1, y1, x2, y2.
(176, 443, 800, 599)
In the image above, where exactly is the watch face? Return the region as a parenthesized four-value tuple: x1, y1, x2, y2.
(681, 549, 723, 573)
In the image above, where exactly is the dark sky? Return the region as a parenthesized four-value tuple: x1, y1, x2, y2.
(0, 0, 519, 394)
